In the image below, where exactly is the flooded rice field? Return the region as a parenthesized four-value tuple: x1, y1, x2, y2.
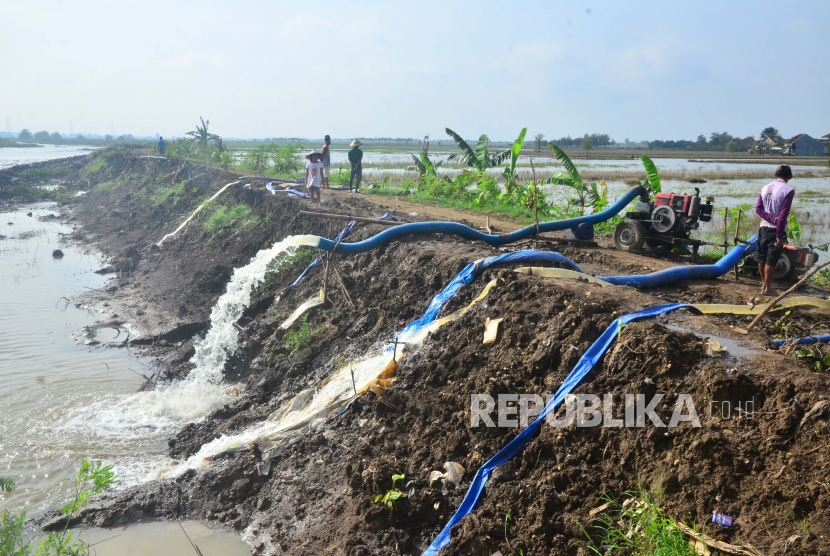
(0, 144, 97, 171)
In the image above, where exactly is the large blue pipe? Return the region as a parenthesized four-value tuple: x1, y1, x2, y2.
(316, 185, 647, 254)
(597, 237, 758, 287)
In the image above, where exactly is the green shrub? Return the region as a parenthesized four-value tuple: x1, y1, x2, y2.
(203, 203, 260, 232)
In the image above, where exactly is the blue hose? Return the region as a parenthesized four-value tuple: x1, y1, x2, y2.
(772, 335, 830, 347)
(316, 186, 646, 254)
(402, 250, 582, 339)
(422, 303, 698, 556)
(597, 237, 758, 288)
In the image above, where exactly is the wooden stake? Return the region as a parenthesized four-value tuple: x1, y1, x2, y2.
(330, 263, 355, 308)
(736, 258, 830, 333)
(733, 208, 742, 281)
(350, 368, 357, 395)
(299, 211, 402, 226)
(723, 208, 729, 256)
(322, 225, 346, 305)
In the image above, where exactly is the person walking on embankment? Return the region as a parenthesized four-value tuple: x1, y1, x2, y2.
(755, 164, 795, 296)
(348, 139, 363, 192)
(157, 136, 166, 157)
(305, 151, 324, 203)
(321, 135, 331, 188)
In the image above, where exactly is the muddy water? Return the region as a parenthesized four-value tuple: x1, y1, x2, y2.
(0, 204, 171, 515)
(77, 520, 250, 555)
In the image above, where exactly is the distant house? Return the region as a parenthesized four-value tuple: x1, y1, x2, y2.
(783, 134, 825, 156)
(819, 133, 830, 154)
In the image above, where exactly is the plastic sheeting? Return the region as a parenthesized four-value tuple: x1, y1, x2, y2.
(772, 334, 830, 347)
(422, 303, 698, 556)
(513, 267, 612, 287)
(315, 186, 647, 254)
(286, 222, 356, 289)
(597, 237, 758, 288)
(401, 250, 582, 340)
(694, 296, 830, 315)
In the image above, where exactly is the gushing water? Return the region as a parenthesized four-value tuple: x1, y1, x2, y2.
(76, 235, 322, 438)
(190, 234, 320, 384)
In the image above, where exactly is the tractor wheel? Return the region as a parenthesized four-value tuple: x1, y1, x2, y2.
(646, 238, 673, 253)
(773, 255, 792, 280)
(614, 219, 646, 251)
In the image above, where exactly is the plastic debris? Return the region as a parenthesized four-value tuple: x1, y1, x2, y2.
(429, 462, 465, 488)
(483, 317, 504, 345)
(711, 511, 732, 526)
(706, 338, 726, 356)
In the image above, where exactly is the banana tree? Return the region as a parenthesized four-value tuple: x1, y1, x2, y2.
(186, 116, 221, 147)
(640, 155, 662, 193)
(406, 152, 442, 177)
(546, 143, 606, 215)
(501, 127, 527, 194)
(445, 128, 511, 172)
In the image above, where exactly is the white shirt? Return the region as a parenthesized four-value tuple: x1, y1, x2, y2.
(306, 161, 323, 188)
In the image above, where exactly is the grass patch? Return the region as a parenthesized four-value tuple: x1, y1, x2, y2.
(283, 314, 314, 351)
(151, 180, 186, 205)
(15, 166, 71, 180)
(202, 203, 261, 232)
(811, 267, 830, 287)
(81, 157, 107, 176)
(581, 491, 697, 556)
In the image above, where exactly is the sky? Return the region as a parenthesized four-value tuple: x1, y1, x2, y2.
(2, 0, 829, 142)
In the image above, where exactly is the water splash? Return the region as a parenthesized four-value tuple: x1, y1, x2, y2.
(75, 235, 322, 437)
(189, 234, 320, 384)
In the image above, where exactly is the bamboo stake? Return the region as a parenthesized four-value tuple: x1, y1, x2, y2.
(299, 211, 402, 226)
(330, 263, 355, 308)
(736, 258, 830, 333)
(723, 208, 729, 256)
(733, 208, 742, 281)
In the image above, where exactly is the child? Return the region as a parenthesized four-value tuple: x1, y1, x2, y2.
(305, 151, 324, 203)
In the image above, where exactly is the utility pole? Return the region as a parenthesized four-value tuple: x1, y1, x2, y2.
(5, 117, 10, 135)
(70, 121, 73, 135)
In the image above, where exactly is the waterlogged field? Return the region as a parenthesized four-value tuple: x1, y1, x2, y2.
(0, 144, 98, 171)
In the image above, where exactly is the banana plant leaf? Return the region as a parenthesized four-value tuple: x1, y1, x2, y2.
(549, 143, 582, 185)
(640, 155, 662, 193)
(420, 152, 437, 177)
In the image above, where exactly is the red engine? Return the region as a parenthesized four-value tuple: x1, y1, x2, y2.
(654, 192, 692, 214)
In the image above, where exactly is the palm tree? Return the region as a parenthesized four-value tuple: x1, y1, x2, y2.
(445, 128, 511, 172)
(186, 117, 220, 147)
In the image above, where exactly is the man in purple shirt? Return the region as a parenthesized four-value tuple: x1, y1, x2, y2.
(755, 165, 794, 295)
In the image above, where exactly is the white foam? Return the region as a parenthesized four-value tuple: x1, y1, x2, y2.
(74, 235, 322, 441)
(190, 235, 320, 384)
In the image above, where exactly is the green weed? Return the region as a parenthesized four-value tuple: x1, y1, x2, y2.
(16, 166, 71, 180)
(151, 180, 186, 206)
(810, 267, 830, 287)
(0, 460, 117, 556)
(374, 474, 406, 511)
(580, 491, 697, 556)
(203, 203, 261, 232)
(283, 315, 314, 351)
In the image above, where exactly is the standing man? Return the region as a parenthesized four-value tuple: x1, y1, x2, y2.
(348, 139, 363, 193)
(157, 136, 166, 157)
(755, 164, 795, 296)
(321, 135, 331, 188)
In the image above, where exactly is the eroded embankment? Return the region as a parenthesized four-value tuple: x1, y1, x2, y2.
(7, 150, 829, 556)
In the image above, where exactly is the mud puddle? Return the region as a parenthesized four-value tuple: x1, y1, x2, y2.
(76, 520, 250, 555)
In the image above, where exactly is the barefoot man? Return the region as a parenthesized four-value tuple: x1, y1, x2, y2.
(755, 164, 794, 295)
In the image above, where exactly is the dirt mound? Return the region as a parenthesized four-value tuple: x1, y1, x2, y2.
(22, 151, 830, 556)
